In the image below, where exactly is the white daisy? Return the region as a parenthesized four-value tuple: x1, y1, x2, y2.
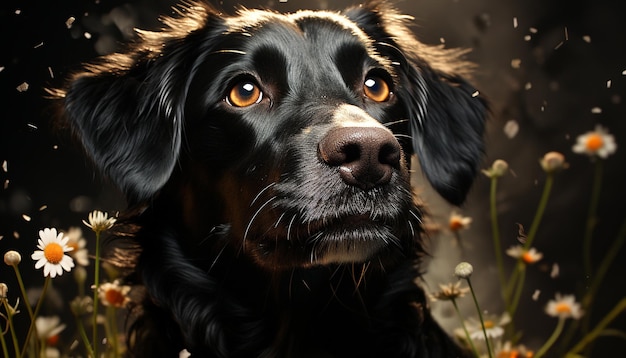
(35, 315, 66, 344)
(572, 125, 617, 159)
(64, 227, 89, 266)
(506, 245, 543, 264)
(448, 211, 472, 232)
(82, 210, 116, 233)
(31, 228, 75, 278)
(545, 293, 584, 319)
(97, 281, 132, 308)
(467, 313, 510, 341)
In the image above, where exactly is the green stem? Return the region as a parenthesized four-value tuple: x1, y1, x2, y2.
(110, 307, 120, 358)
(509, 263, 527, 316)
(73, 312, 95, 357)
(523, 173, 554, 250)
(2, 300, 20, 358)
(566, 298, 626, 356)
(0, 318, 9, 358)
(535, 317, 566, 358)
(583, 160, 603, 279)
(451, 298, 480, 358)
(11, 265, 35, 322)
(466, 277, 494, 358)
(20, 276, 50, 358)
(93, 231, 102, 357)
(489, 177, 508, 304)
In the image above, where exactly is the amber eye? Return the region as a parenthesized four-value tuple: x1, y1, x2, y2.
(363, 76, 391, 102)
(226, 81, 263, 107)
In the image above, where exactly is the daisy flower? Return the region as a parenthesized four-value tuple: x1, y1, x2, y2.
(539, 151, 568, 173)
(31, 228, 75, 278)
(482, 159, 509, 178)
(572, 125, 617, 159)
(97, 281, 132, 308)
(467, 313, 511, 341)
(35, 315, 66, 346)
(64, 227, 89, 266)
(83, 210, 116, 233)
(506, 245, 543, 264)
(496, 341, 534, 358)
(430, 281, 470, 302)
(448, 211, 472, 232)
(545, 293, 583, 319)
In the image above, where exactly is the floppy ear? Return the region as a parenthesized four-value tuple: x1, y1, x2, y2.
(344, 2, 488, 206)
(55, 4, 223, 203)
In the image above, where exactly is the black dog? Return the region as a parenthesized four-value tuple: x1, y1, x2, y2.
(54, 1, 486, 356)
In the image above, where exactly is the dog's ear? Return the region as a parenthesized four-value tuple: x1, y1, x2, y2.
(53, 4, 223, 203)
(344, 2, 488, 206)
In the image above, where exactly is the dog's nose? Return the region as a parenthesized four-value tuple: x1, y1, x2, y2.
(318, 127, 401, 190)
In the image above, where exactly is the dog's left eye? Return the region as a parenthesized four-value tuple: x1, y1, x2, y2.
(363, 76, 391, 102)
(226, 81, 263, 107)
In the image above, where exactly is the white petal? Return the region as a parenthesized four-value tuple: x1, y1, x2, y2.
(32, 251, 44, 260)
(34, 257, 46, 269)
(43, 263, 52, 277)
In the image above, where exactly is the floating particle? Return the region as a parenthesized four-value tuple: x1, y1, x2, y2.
(550, 263, 560, 278)
(279, 0, 288, 3)
(471, 91, 479, 97)
(27, 123, 38, 130)
(529, 27, 538, 34)
(0, 66, 4, 72)
(532, 290, 541, 301)
(591, 107, 602, 114)
(582, 35, 591, 43)
(524, 82, 532, 90)
(2, 160, 6, 172)
(13, 231, 20, 239)
(623, 69, 626, 75)
(84, 32, 92, 39)
(524, 35, 531, 42)
(66, 16, 76, 29)
(554, 41, 564, 50)
(39, 205, 48, 211)
(16, 82, 29, 92)
(34, 42, 44, 49)
(15, 9, 21, 15)
(511, 58, 522, 69)
(53, 145, 59, 150)
(48, 67, 54, 78)
(513, 17, 518, 28)
(0, 236, 3, 241)
(564, 27, 569, 41)
(22, 214, 31, 222)
(3, 180, 8, 189)
(504, 120, 519, 139)
(439, 37, 445, 44)
(607, 80, 612, 88)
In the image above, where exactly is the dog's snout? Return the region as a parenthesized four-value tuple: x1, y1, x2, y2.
(319, 127, 401, 190)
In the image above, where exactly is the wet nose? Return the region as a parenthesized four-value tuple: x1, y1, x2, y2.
(318, 126, 401, 190)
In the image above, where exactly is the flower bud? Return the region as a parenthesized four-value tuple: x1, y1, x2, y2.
(540, 151, 568, 173)
(455, 262, 474, 279)
(482, 159, 509, 178)
(4, 250, 22, 266)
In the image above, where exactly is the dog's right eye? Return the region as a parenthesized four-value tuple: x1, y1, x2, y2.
(226, 81, 263, 107)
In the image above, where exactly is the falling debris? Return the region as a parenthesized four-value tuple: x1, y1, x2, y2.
(66, 16, 76, 29)
(439, 37, 446, 44)
(34, 42, 44, 49)
(22, 214, 31, 222)
(0, 66, 5, 72)
(524, 35, 531, 42)
(622, 69, 626, 76)
(550, 263, 560, 278)
(607, 80, 612, 88)
(511, 58, 522, 69)
(524, 82, 532, 90)
(582, 35, 591, 43)
(529, 27, 538, 34)
(471, 91, 479, 97)
(16, 82, 29, 92)
(532, 290, 541, 301)
(504, 120, 519, 139)
(554, 41, 564, 50)
(2, 160, 7, 172)
(27, 123, 38, 130)
(15, 9, 21, 15)
(564, 27, 569, 41)
(3, 180, 8, 189)
(39, 205, 48, 211)
(84, 32, 92, 39)
(591, 107, 602, 114)
(513, 17, 518, 29)
(48, 67, 54, 79)
(13, 231, 20, 239)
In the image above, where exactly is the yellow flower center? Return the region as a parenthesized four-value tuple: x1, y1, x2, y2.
(449, 218, 464, 231)
(105, 288, 126, 307)
(555, 302, 572, 314)
(585, 133, 604, 151)
(521, 252, 535, 264)
(483, 320, 495, 329)
(43, 243, 64, 264)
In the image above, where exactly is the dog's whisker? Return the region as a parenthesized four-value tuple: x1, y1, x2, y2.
(209, 49, 247, 56)
(394, 133, 413, 140)
(383, 119, 409, 127)
(409, 209, 423, 225)
(207, 240, 230, 273)
(407, 219, 416, 239)
(286, 214, 297, 242)
(250, 182, 277, 207)
(274, 212, 286, 228)
(243, 196, 277, 244)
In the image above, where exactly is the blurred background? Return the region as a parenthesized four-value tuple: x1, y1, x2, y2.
(1, 0, 625, 356)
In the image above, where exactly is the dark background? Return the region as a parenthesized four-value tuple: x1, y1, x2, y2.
(1, 0, 625, 356)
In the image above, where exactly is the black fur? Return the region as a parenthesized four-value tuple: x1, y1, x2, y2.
(55, 1, 486, 357)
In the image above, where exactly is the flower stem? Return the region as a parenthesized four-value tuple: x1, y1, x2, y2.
(583, 160, 603, 279)
(466, 277, 494, 358)
(10, 265, 35, 322)
(0, 318, 10, 358)
(566, 298, 626, 356)
(20, 276, 50, 358)
(535, 317, 566, 358)
(73, 311, 95, 357)
(2, 300, 20, 358)
(523, 173, 554, 250)
(489, 176, 508, 304)
(508, 263, 527, 316)
(92, 231, 102, 357)
(451, 298, 480, 358)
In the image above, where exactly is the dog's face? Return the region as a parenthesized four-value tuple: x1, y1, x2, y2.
(58, 2, 486, 271)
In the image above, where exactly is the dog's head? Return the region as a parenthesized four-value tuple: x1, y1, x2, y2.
(56, 1, 486, 270)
